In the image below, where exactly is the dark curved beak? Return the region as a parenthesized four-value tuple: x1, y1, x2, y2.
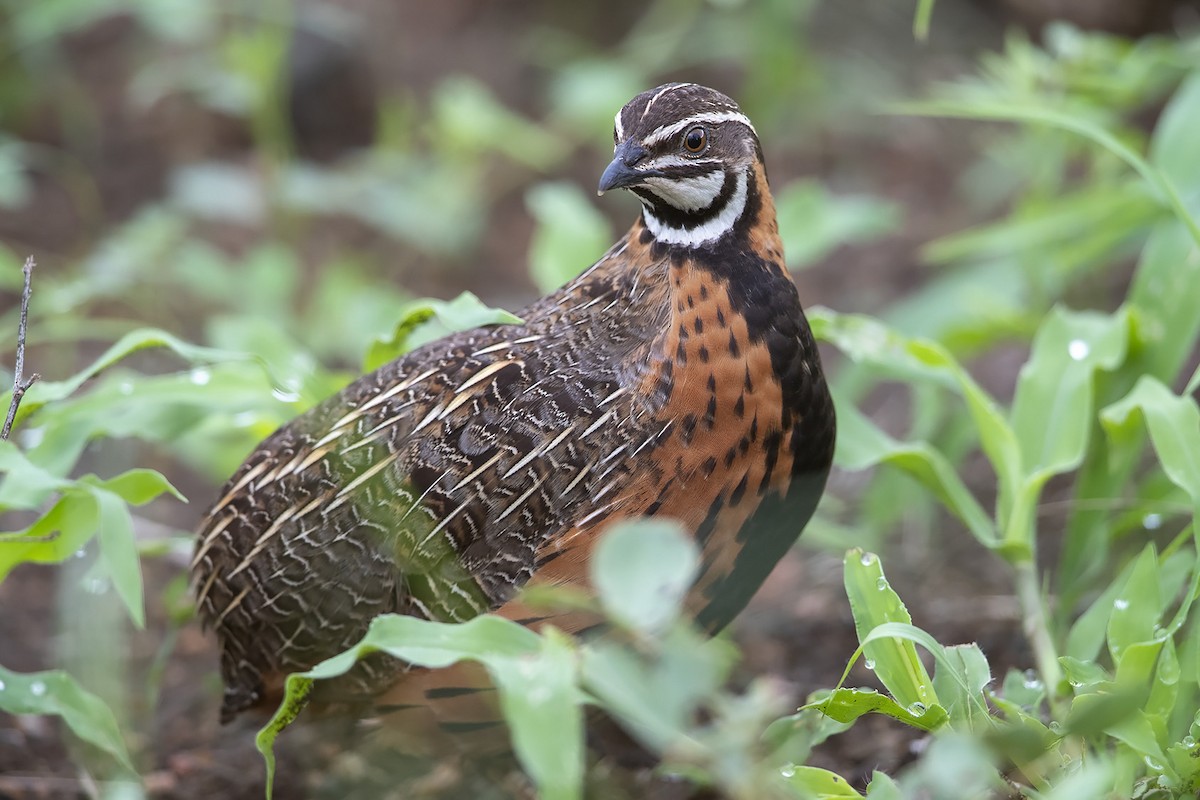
(597, 141, 659, 195)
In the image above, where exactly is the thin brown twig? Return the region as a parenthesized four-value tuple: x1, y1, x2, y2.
(2, 256, 39, 441)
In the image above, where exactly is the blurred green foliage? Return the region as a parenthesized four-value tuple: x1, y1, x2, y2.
(3, 0, 1200, 798)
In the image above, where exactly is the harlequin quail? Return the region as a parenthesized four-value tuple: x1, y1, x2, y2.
(192, 83, 836, 741)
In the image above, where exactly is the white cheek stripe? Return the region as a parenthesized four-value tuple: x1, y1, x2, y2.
(614, 110, 624, 142)
(642, 170, 726, 213)
(643, 170, 748, 247)
(643, 112, 756, 147)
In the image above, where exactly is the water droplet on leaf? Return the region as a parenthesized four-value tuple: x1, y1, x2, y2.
(190, 368, 211, 386)
(876, 577, 888, 591)
(1068, 339, 1090, 360)
(30, 681, 46, 697)
(859, 553, 873, 566)
(864, 659, 876, 671)
(907, 702, 926, 716)
(1142, 513, 1163, 530)
(1113, 598, 1129, 611)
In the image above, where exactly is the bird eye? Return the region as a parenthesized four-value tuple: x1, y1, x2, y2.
(683, 126, 707, 153)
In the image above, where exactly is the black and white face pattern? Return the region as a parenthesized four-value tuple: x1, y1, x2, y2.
(599, 83, 760, 248)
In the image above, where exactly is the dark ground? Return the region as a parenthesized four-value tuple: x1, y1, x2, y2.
(0, 0, 1169, 797)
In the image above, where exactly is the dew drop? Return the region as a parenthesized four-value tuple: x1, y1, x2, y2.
(1049, 721, 1062, 734)
(0, 679, 6, 691)
(1113, 598, 1130, 611)
(907, 702, 927, 716)
(1142, 513, 1163, 530)
(1183, 735, 1196, 749)
(30, 680, 46, 697)
(118, 381, 134, 396)
(1144, 756, 1163, 772)
(189, 368, 211, 386)
(856, 686, 876, 694)
(1068, 339, 1090, 361)
(83, 576, 110, 595)
(74, 548, 87, 559)
(876, 577, 889, 591)
(780, 764, 796, 778)
(864, 659, 876, 671)
(1022, 669, 1043, 691)
(859, 553, 873, 566)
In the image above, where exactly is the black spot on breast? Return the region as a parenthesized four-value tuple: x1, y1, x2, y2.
(681, 413, 698, 445)
(734, 394, 745, 418)
(729, 474, 749, 507)
(701, 456, 717, 477)
(694, 318, 704, 334)
(698, 345, 710, 363)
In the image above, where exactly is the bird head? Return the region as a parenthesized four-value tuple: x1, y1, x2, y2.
(598, 83, 763, 248)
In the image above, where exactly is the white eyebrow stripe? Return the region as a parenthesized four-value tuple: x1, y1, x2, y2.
(643, 112, 756, 147)
(641, 83, 685, 120)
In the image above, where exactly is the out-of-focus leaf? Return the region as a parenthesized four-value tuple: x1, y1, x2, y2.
(784, 765, 865, 798)
(775, 180, 898, 270)
(526, 181, 612, 293)
(363, 292, 522, 373)
(256, 615, 580, 799)
(834, 402, 995, 548)
(0, 665, 134, 774)
(168, 161, 265, 223)
(83, 483, 145, 628)
(591, 519, 698, 635)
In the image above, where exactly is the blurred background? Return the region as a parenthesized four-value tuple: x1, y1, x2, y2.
(3, 0, 1200, 797)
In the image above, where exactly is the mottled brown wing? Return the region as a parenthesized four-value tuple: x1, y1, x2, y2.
(192, 319, 655, 718)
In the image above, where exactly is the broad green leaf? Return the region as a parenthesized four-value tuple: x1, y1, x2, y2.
(591, 519, 699, 635)
(813, 310, 1021, 536)
(363, 292, 522, 372)
(1149, 72, 1200, 194)
(85, 483, 146, 628)
(258, 615, 559, 798)
(809, 686, 948, 732)
(1102, 376, 1200, 519)
(11, 328, 247, 426)
(1011, 307, 1128, 477)
(1106, 545, 1163, 662)
(834, 402, 995, 547)
(843, 550, 937, 711)
(865, 771, 902, 799)
(784, 765, 864, 798)
(999, 667, 1045, 712)
(1031, 760, 1115, 800)
(581, 625, 733, 756)
(526, 181, 612, 292)
(0, 439, 72, 508)
(0, 665, 134, 774)
(490, 629, 583, 800)
(0, 492, 98, 581)
(90, 469, 186, 505)
(933, 644, 993, 728)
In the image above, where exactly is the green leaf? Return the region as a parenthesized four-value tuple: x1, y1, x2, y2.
(526, 181, 612, 293)
(843, 550, 937, 711)
(933, 644, 993, 728)
(809, 686, 948, 732)
(774, 180, 898, 270)
(865, 771, 902, 799)
(489, 628, 583, 800)
(834, 402, 995, 548)
(1011, 307, 1129, 477)
(591, 519, 699, 635)
(1102, 376, 1200, 519)
(0, 666, 135, 774)
(0, 439, 73, 509)
(364, 292, 522, 372)
(257, 615, 578, 798)
(784, 765, 865, 798)
(84, 484, 146, 628)
(1106, 545, 1163, 662)
(896, 100, 1200, 247)
(0, 492, 98, 581)
(12, 328, 247, 426)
